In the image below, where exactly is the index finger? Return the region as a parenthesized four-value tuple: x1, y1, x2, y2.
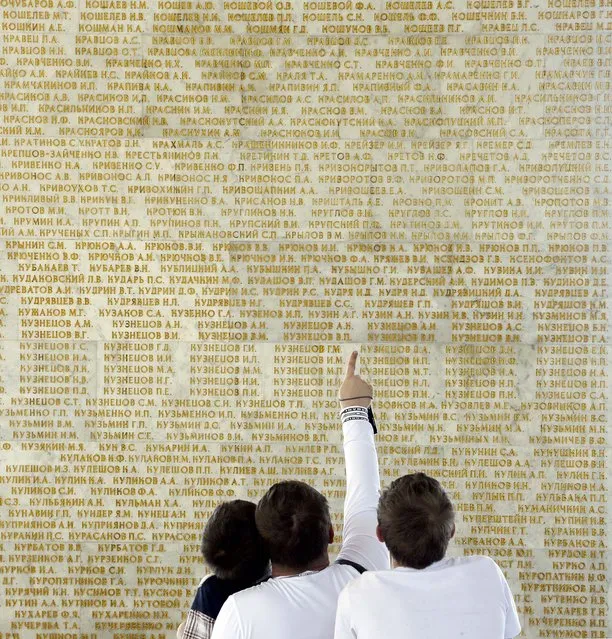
(344, 350, 358, 379)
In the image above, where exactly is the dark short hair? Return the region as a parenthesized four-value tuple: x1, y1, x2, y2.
(255, 481, 331, 570)
(201, 499, 270, 582)
(378, 473, 455, 569)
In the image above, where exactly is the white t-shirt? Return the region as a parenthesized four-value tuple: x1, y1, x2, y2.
(211, 409, 390, 639)
(334, 555, 521, 639)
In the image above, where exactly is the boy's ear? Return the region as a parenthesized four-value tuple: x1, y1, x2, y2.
(329, 525, 335, 544)
(376, 524, 385, 543)
(450, 524, 455, 539)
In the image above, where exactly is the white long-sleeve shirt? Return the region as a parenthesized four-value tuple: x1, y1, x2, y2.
(211, 407, 389, 639)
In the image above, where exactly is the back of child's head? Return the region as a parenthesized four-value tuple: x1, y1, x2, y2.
(201, 499, 270, 582)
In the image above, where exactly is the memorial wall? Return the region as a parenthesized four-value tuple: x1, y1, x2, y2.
(0, 0, 610, 636)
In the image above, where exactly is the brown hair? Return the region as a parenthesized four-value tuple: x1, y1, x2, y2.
(378, 473, 455, 569)
(255, 480, 331, 571)
(201, 499, 270, 582)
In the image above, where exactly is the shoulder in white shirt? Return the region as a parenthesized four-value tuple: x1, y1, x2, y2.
(334, 555, 521, 639)
(214, 563, 366, 639)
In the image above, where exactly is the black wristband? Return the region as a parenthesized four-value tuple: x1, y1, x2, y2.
(367, 406, 377, 435)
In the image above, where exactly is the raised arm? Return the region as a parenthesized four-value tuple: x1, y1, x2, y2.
(336, 351, 389, 571)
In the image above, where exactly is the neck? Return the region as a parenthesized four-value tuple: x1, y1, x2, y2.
(393, 556, 446, 570)
(271, 553, 330, 577)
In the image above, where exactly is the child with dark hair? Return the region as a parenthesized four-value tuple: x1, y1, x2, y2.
(178, 500, 270, 639)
